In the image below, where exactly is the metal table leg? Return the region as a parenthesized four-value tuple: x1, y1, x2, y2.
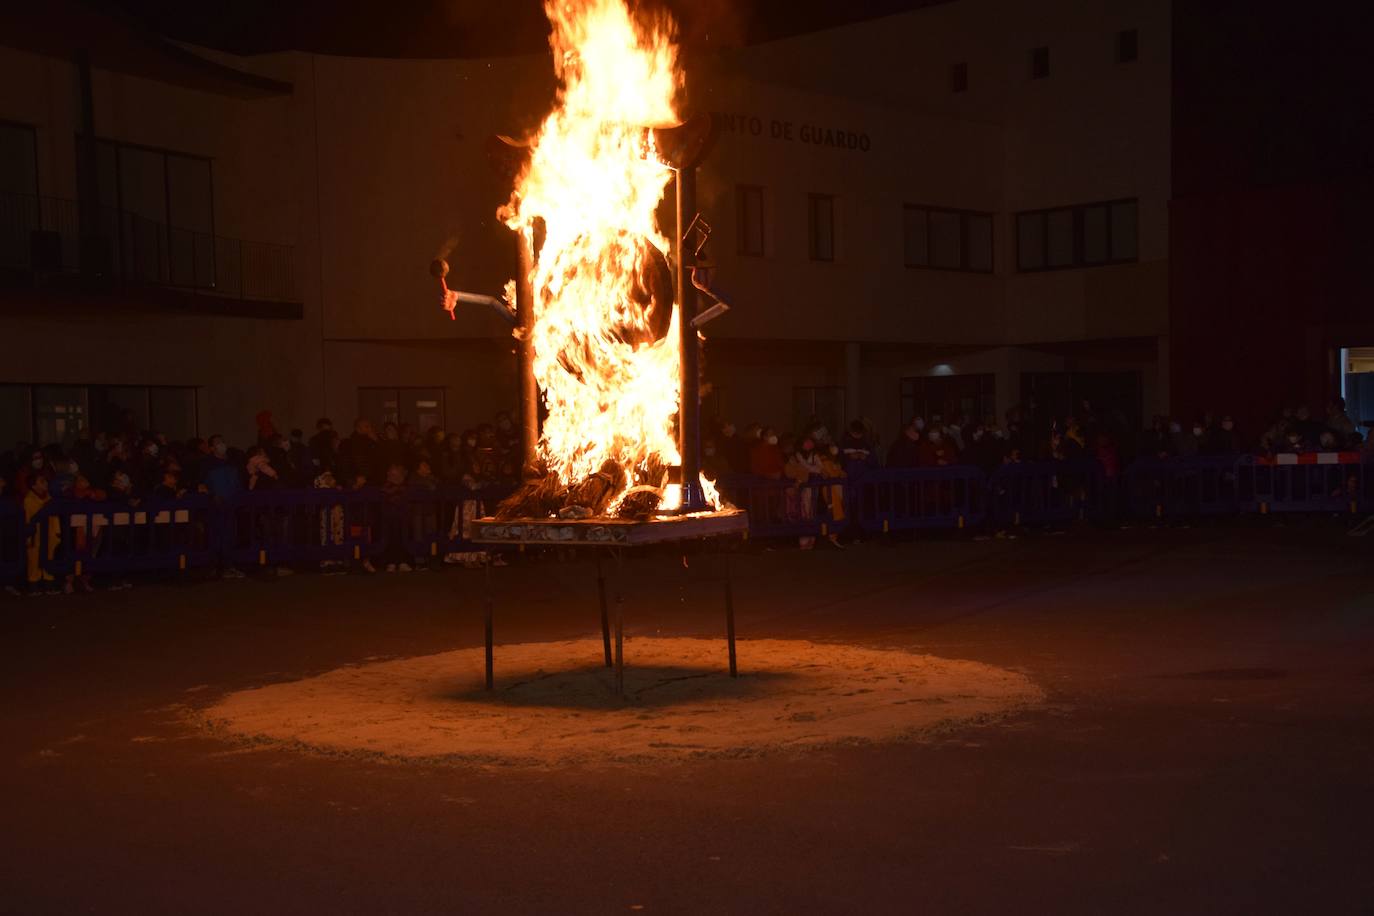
(724, 546, 737, 678)
(484, 559, 494, 690)
(597, 552, 612, 668)
(614, 548, 625, 696)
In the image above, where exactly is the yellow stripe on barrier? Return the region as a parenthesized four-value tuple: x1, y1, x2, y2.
(353, 545, 360, 560)
(957, 515, 964, 529)
(258, 549, 267, 566)
(178, 554, 186, 570)
(431, 542, 438, 556)
(74, 560, 82, 576)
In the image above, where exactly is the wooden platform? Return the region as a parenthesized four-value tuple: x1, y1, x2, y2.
(469, 508, 748, 547)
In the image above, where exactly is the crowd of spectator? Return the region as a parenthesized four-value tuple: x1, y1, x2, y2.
(701, 397, 1369, 486)
(1, 407, 525, 594)
(3, 397, 1368, 593)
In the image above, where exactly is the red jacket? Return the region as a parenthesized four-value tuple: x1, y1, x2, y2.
(749, 441, 785, 478)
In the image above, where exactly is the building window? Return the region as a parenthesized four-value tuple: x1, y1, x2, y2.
(900, 374, 996, 427)
(903, 205, 993, 273)
(1030, 46, 1050, 79)
(1116, 29, 1138, 63)
(950, 62, 968, 93)
(1016, 198, 1138, 271)
(0, 121, 40, 269)
(2, 383, 199, 446)
(80, 138, 216, 289)
(358, 387, 446, 435)
(807, 193, 835, 262)
(792, 386, 845, 440)
(736, 185, 765, 256)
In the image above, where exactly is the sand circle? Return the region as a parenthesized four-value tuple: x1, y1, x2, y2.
(202, 638, 1043, 765)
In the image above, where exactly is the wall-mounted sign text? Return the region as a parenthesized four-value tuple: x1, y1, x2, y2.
(712, 112, 872, 153)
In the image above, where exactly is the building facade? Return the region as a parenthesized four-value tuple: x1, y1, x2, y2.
(0, 0, 1171, 451)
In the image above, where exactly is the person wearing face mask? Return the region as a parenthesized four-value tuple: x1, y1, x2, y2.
(748, 427, 784, 479)
(1202, 416, 1239, 455)
(309, 418, 336, 466)
(341, 418, 380, 485)
(377, 462, 414, 573)
(784, 438, 826, 549)
(965, 424, 1004, 473)
(839, 420, 877, 477)
(440, 430, 469, 484)
(717, 421, 747, 474)
(1171, 419, 1201, 458)
(702, 438, 731, 480)
(199, 434, 246, 579)
(23, 474, 61, 595)
(377, 421, 407, 473)
(886, 420, 923, 469)
(14, 447, 50, 502)
(917, 425, 960, 467)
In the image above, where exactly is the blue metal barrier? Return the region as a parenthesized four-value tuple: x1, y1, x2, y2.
(224, 484, 517, 569)
(227, 488, 383, 567)
(0, 500, 24, 583)
(850, 466, 985, 532)
(400, 484, 515, 560)
(1125, 455, 1241, 518)
(987, 460, 1106, 527)
(32, 495, 217, 575)
(1237, 457, 1366, 515)
(715, 475, 843, 538)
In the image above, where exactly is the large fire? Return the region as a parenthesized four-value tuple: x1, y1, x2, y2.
(500, 0, 712, 514)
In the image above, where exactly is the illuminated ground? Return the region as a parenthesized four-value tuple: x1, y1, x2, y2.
(204, 637, 1041, 764)
(4, 523, 1374, 913)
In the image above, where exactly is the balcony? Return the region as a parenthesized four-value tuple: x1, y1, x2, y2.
(0, 191, 301, 318)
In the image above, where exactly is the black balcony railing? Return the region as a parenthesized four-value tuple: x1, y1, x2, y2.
(0, 191, 300, 304)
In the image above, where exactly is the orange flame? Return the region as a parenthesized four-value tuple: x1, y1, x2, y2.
(503, 0, 713, 511)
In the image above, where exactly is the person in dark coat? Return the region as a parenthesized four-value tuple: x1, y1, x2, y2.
(886, 422, 923, 468)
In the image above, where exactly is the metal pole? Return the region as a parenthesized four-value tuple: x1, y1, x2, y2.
(724, 546, 737, 678)
(675, 167, 707, 513)
(515, 231, 539, 473)
(614, 549, 625, 696)
(484, 559, 494, 690)
(597, 551, 612, 667)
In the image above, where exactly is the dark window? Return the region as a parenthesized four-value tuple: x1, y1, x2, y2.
(900, 374, 996, 427)
(83, 138, 215, 288)
(736, 185, 765, 256)
(1030, 46, 1050, 79)
(807, 193, 835, 261)
(950, 62, 968, 93)
(903, 206, 929, 267)
(1116, 29, 1138, 63)
(792, 386, 846, 440)
(1015, 198, 1139, 271)
(358, 387, 446, 435)
(0, 121, 40, 269)
(0, 384, 32, 448)
(33, 385, 87, 447)
(904, 204, 993, 274)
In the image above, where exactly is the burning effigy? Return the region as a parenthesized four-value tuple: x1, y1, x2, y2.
(444, 0, 733, 526)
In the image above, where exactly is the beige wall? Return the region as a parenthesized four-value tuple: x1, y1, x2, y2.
(0, 45, 319, 438)
(0, 0, 1173, 445)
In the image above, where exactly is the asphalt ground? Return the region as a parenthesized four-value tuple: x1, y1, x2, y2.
(3, 521, 1373, 914)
